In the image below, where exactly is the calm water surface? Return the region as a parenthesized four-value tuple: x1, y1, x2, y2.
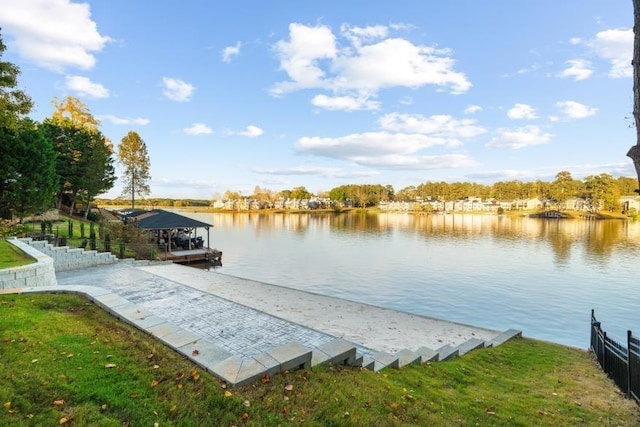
(185, 211, 640, 349)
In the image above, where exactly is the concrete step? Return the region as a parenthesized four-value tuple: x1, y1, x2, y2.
(455, 338, 485, 355)
(370, 351, 399, 372)
(486, 329, 522, 347)
(416, 346, 439, 362)
(436, 344, 459, 361)
(311, 339, 357, 367)
(347, 351, 364, 367)
(361, 355, 375, 371)
(266, 341, 312, 373)
(395, 349, 422, 368)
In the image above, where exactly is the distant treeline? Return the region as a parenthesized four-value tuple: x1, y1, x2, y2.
(96, 171, 639, 211)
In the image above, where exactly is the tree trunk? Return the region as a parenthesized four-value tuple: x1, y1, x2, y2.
(84, 197, 92, 219)
(628, 0, 640, 192)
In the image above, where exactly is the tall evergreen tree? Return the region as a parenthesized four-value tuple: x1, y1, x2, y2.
(0, 29, 57, 219)
(0, 29, 32, 130)
(118, 131, 151, 209)
(0, 120, 57, 219)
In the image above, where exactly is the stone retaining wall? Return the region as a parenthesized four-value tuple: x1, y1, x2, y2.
(0, 238, 57, 289)
(18, 238, 118, 272)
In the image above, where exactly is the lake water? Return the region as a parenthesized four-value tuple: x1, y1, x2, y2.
(182, 211, 640, 349)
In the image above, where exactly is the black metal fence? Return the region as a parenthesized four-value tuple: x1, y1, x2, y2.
(590, 309, 639, 405)
(28, 232, 160, 261)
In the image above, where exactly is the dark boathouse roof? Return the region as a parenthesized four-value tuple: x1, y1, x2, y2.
(122, 209, 212, 230)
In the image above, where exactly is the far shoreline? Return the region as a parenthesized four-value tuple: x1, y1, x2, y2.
(96, 204, 631, 220)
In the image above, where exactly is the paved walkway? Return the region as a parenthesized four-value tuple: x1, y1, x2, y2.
(56, 263, 343, 358)
(55, 262, 500, 357)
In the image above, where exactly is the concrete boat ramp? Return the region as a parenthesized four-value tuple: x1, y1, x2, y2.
(8, 262, 521, 386)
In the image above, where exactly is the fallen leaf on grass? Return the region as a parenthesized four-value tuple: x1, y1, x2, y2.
(151, 379, 159, 387)
(261, 374, 271, 384)
(53, 400, 65, 405)
(284, 384, 294, 391)
(241, 412, 249, 420)
(31, 359, 38, 363)
(224, 391, 233, 398)
(59, 415, 72, 424)
(105, 363, 117, 369)
(191, 370, 200, 381)
(4, 401, 11, 409)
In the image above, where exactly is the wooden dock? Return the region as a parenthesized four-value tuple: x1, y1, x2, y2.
(164, 248, 222, 265)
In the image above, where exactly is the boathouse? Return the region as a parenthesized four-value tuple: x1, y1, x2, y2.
(122, 209, 221, 265)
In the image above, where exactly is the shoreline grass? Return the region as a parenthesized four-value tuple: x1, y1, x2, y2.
(1, 293, 638, 426)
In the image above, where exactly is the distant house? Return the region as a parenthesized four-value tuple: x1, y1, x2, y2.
(621, 196, 640, 212)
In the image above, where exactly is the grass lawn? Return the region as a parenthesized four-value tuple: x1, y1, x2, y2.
(0, 240, 34, 269)
(0, 293, 638, 426)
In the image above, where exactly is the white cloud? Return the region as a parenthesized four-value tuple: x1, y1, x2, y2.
(332, 38, 471, 95)
(507, 103, 538, 120)
(183, 123, 212, 135)
(590, 28, 632, 78)
(340, 24, 388, 48)
(252, 166, 372, 178)
(558, 59, 593, 81)
(222, 42, 241, 62)
(297, 134, 479, 170)
(271, 23, 337, 95)
(228, 125, 263, 137)
(98, 115, 150, 125)
(555, 100, 597, 119)
(271, 23, 471, 98)
(295, 131, 480, 171)
(64, 75, 109, 98)
(253, 166, 380, 180)
(297, 132, 453, 158)
(379, 113, 486, 140)
(162, 77, 195, 102)
(0, 0, 111, 71)
(487, 125, 552, 149)
(569, 37, 582, 45)
(311, 94, 380, 111)
(464, 104, 482, 114)
(353, 153, 478, 170)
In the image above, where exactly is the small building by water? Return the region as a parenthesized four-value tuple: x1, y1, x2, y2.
(120, 209, 222, 265)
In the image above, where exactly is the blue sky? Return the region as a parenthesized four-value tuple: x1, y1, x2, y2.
(0, 0, 635, 199)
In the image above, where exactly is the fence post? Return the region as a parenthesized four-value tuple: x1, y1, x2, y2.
(629, 330, 633, 398)
(603, 331, 607, 372)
